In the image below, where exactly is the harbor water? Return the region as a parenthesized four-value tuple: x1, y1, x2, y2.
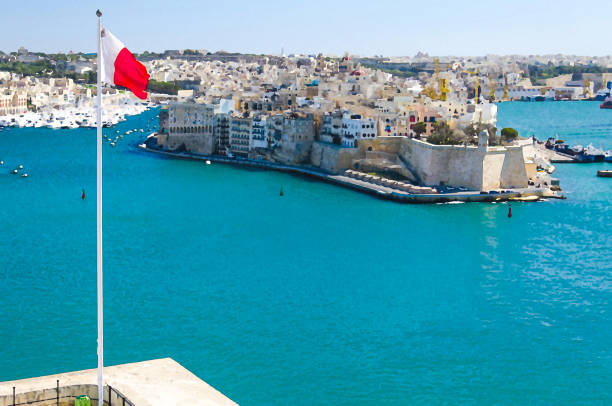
(0, 102, 611, 405)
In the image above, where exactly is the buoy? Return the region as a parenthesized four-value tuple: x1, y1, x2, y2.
(82, 189, 86, 200)
(508, 204, 512, 218)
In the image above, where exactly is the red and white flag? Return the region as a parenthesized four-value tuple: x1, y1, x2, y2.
(100, 26, 150, 99)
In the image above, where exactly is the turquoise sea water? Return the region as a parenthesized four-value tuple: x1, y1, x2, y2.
(0, 102, 611, 405)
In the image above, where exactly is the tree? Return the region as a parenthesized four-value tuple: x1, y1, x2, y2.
(427, 121, 467, 145)
(464, 123, 498, 145)
(501, 127, 519, 143)
(412, 121, 427, 138)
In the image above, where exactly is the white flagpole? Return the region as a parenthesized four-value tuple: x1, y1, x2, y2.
(95, 9, 104, 406)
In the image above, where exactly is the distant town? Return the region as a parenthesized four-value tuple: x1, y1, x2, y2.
(3, 47, 612, 201)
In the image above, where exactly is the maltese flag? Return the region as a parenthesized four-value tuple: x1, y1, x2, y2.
(100, 26, 150, 99)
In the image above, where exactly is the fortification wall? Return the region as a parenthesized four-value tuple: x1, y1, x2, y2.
(398, 139, 485, 189)
(164, 133, 215, 155)
(311, 142, 361, 173)
(500, 146, 529, 188)
(482, 149, 506, 190)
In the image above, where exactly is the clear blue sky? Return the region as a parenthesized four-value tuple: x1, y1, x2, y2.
(3, 0, 611, 56)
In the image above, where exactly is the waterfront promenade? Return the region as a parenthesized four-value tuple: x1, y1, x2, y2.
(137, 143, 563, 203)
(0, 358, 237, 406)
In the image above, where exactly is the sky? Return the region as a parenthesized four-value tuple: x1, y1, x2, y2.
(2, 0, 611, 57)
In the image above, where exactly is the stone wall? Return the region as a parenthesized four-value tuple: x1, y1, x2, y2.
(0, 384, 124, 406)
(397, 139, 486, 189)
(161, 133, 215, 155)
(500, 146, 529, 188)
(310, 142, 361, 173)
(370, 137, 529, 190)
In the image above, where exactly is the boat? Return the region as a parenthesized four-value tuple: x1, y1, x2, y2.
(509, 195, 540, 202)
(601, 96, 612, 109)
(604, 150, 612, 162)
(597, 170, 612, 177)
(11, 169, 18, 174)
(21, 173, 28, 178)
(578, 144, 606, 162)
(595, 88, 611, 101)
(205, 160, 211, 165)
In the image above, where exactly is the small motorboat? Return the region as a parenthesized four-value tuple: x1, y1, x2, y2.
(205, 160, 211, 165)
(0, 160, 3, 165)
(110, 142, 116, 147)
(21, 173, 28, 178)
(601, 96, 612, 109)
(597, 170, 612, 178)
(11, 169, 18, 174)
(18, 164, 23, 170)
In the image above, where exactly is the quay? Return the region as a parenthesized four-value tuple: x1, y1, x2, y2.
(137, 144, 564, 203)
(0, 358, 238, 406)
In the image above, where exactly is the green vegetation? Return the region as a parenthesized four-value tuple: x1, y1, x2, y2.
(147, 80, 184, 95)
(360, 62, 419, 78)
(500, 127, 519, 142)
(0, 60, 53, 76)
(428, 122, 506, 146)
(137, 51, 164, 58)
(427, 122, 465, 145)
(412, 122, 427, 138)
(527, 64, 612, 83)
(464, 122, 502, 146)
(0, 59, 96, 83)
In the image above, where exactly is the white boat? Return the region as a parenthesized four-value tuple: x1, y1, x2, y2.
(206, 160, 211, 165)
(21, 173, 28, 178)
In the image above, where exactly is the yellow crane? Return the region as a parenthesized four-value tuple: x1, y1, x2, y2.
(421, 58, 442, 100)
(439, 75, 449, 101)
(463, 69, 480, 104)
(584, 78, 592, 99)
(430, 58, 451, 101)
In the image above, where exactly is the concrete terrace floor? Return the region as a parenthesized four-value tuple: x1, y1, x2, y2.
(0, 358, 238, 406)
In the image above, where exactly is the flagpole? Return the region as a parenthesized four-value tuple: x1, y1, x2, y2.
(95, 9, 104, 406)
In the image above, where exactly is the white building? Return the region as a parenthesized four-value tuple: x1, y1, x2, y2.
(341, 112, 377, 148)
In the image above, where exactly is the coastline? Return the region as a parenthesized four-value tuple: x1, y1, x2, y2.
(137, 142, 564, 204)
